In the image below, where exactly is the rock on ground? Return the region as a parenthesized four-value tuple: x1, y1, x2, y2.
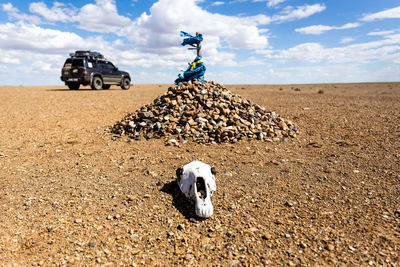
(111, 80, 298, 145)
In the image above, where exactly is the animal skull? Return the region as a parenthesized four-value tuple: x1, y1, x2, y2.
(176, 160, 216, 218)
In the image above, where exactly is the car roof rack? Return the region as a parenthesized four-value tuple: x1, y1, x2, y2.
(70, 50, 105, 60)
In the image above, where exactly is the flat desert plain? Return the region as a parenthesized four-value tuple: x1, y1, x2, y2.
(0, 83, 399, 266)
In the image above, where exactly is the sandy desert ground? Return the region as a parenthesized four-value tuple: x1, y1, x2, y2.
(0, 82, 399, 266)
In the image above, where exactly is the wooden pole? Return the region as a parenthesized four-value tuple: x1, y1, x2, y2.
(196, 32, 201, 57)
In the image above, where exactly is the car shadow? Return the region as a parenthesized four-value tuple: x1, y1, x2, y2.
(46, 88, 117, 92)
(46, 88, 91, 91)
(160, 180, 202, 221)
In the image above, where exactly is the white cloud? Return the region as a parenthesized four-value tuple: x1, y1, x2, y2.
(343, 22, 361, 29)
(26, 0, 131, 32)
(269, 64, 368, 84)
(262, 33, 400, 64)
(295, 25, 332, 35)
(120, 0, 268, 54)
(2, 3, 41, 24)
(272, 4, 326, 23)
(206, 70, 255, 84)
(134, 71, 172, 83)
(29, 2, 77, 22)
(248, 14, 271, 25)
(0, 0, 270, 76)
(211, 1, 225, 6)
(368, 30, 396, 36)
(8, 0, 131, 33)
(4, 0, 398, 85)
(253, 62, 400, 84)
(75, 0, 131, 33)
(373, 64, 400, 81)
(240, 56, 264, 66)
(248, 0, 286, 8)
(0, 49, 20, 64)
(295, 22, 360, 35)
(340, 37, 354, 44)
(361, 6, 400, 21)
(0, 21, 91, 53)
(266, 0, 287, 8)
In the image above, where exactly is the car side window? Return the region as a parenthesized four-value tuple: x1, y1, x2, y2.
(97, 62, 105, 69)
(87, 60, 96, 69)
(105, 63, 115, 70)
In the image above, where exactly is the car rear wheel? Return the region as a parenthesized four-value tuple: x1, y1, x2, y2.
(121, 77, 131, 90)
(91, 76, 103, 90)
(102, 84, 111, 89)
(67, 83, 80, 90)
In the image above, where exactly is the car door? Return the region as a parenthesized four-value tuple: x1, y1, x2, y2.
(69, 59, 84, 80)
(99, 62, 110, 83)
(108, 62, 122, 83)
(102, 62, 120, 84)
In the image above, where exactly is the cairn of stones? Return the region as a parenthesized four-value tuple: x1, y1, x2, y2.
(111, 80, 298, 145)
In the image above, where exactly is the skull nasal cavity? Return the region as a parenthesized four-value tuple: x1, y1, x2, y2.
(196, 177, 207, 200)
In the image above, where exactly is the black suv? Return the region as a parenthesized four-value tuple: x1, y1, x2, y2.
(60, 51, 131, 90)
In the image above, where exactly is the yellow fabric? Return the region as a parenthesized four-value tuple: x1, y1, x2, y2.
(189, 59, 202, 71)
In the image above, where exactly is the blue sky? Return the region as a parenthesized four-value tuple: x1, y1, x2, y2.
(0, 0, 399, 85)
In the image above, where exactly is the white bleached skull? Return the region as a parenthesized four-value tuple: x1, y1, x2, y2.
(176, 160, 216, 218)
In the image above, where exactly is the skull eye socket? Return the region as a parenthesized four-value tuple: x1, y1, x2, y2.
(211, 166, 217, 176)
(176, 167, 183, 177)
(196, 177, 207, 200)
(176, 167, 183, 184)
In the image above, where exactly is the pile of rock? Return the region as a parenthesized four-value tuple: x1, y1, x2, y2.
(111, 80, 298, 145)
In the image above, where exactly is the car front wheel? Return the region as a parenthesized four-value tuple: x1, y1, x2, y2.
(121, 77, 131, 90)
(91, 76, 103, 90)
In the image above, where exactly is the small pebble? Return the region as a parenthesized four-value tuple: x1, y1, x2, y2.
(284, 201, 294, 207)
(262, 233, 271, 240)
(228, 259, 240, 267)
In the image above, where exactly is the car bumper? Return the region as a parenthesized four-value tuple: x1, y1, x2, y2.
(60, 76, 91, 85)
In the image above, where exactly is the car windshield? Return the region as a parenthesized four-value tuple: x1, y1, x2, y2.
(71, 59, 84, 67)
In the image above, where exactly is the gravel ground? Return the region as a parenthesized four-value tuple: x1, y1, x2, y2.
(0, 83, 399, 266)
